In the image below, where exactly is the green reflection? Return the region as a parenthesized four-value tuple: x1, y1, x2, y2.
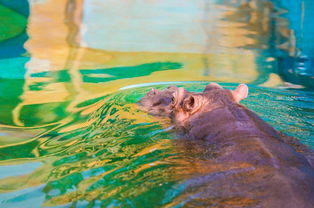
(0, 4, 27, 42)
(30, 70, 71, 82)
(0, 78, 24, 125)
(80, 62, 183, 83)
(19, 102, 71, 127)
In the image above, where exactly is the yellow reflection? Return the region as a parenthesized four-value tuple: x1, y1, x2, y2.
(134, 140, 170, 157)
(10, 0, 266, 127)
(7, 0, 288, 129)
(58, 117, 97, 133)
(260, 73, 284, 87)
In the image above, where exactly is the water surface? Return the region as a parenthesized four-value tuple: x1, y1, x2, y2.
(0, 0, 313, 207)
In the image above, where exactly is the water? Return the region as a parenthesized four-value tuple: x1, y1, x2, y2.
(0, 0, 313, 207)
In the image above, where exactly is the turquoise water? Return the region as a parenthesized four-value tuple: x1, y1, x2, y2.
(0, 0, 313, 207)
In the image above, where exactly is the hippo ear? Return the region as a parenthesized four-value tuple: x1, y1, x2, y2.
(182, 96, 195, 111)
(204, 82, 222, 92)
(182, 95, 203, 114)
(232, 84, 248, 103)
(172, 87, 187, 107)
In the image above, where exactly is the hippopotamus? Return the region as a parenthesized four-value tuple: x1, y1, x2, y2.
(138, 83, 314, 208)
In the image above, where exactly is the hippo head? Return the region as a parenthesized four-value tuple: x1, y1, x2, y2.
(137, 83, 248, 122)
(137, 86, 180, 116)
(171, 83, 249, 125)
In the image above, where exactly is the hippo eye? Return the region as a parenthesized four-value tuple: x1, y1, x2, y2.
(152, 100, 162, 107)
(170, 96, 177, 107)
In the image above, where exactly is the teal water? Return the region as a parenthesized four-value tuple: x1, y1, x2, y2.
(0, 0, 313, 207)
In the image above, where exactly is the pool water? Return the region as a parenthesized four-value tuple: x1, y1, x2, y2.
(0, 0, 313, 207)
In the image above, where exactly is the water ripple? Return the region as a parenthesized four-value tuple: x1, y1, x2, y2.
(0, 83, 313, 207)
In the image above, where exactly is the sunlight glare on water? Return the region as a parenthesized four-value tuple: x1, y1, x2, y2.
(0, 0, 313, 207)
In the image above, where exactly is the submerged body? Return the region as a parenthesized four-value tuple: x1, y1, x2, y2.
(138, 83, 314, 207)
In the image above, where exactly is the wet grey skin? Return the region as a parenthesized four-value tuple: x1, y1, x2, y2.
(137, 86, 180, 117)
(138, 83, 314, 208)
